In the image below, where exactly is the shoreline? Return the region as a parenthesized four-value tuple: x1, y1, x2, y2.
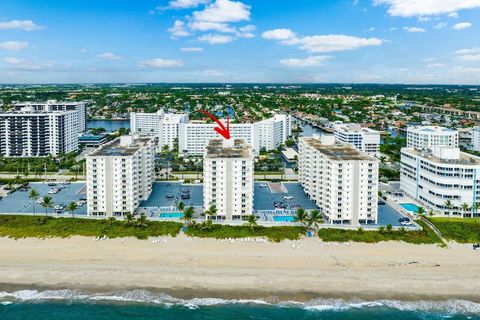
(0, 235, 479, 303)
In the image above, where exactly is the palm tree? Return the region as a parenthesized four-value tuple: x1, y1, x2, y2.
(66, 202, 78, 218)
(39, 196, 54, 217)
(136, 214, 149, 230)
(182, 206, 194, 225)
(125, 213, 135, 226)
(177, 201, 185, 211)
(472, 202, 480, 218)
(246, 214, 258, 231)
(417, 206, 425, 217)
(444, 200, 453, 218)
(307, 209, 323, 233)
(204, 205, 217, 219)
(428, 209, 434, 217)
(461, 202, 471, 217)
(29, 188, 40, 216)
(294, 208, 308, 227)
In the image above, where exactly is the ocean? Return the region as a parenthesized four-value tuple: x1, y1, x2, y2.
(1, 289, 479, 320)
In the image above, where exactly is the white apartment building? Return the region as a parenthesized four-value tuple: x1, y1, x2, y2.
(400, 146, 480, 218)
(203, 138, 254, 220)
(406, 126, 458, 149)
(179, 114, 292, 156)
(14, 100, 88, 132)
(333, 123, 381, 157)
(86, 135, 156, 217)
(299, 135, 379, 225)
(130, 109, 189, 149)
(472, 127, 480, 152)
(0, 107, 79, 157)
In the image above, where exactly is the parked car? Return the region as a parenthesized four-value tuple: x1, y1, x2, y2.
(399, 217, 412, 226)
(283, 195, 293, 200)
(54, 209, 63, 215)
(290, 204, 301, 210)
(166, 194, 175, 199)
(47, 183, 57, 187)
(54, 204, 65, 210)
(259, 183, 268, 188)
(181, 194, 190, 200)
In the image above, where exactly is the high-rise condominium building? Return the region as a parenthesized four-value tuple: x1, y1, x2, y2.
(86, 135, 156, 217)
(0, 107, 79, 157)
(400, 146, 480, 218)
(333, 123, 381, 157)
(406, 126, 458, 149)
(299, 135, 379, 225)
(130, 109, 189, 149)
(203, 138, 254, 220)
(13, 100, 88, 132)
(179, 114, 292, 155)
(472, 127, 480, 152)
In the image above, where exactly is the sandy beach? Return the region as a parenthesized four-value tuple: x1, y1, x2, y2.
(0, 235, 479, 302)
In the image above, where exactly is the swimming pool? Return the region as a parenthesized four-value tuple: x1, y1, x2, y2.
(272, 215, 295, 222)
(159, 213, 184, 219)
(400, 203, 419, 214)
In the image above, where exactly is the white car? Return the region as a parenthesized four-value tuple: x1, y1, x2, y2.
(283, 195, 293, 200)
(259, 183, 268, 188)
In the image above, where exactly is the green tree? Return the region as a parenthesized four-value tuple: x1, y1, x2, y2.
(125, 213, 135, 226)
(307, 209, 323, 233)
(66, 202, 78, 218)
(444, 200, 453, 218)
(294, 208, 308, 227)
(182, 206, 195, 225)
(177, 201, 185, 211)
(246, 214, 258, 231)
(417, 206, 425, 217)
(29, 188, 40, 216)
(136, 214, 149, 230)
(204, 205, 217, 219)
(461, 202, 471, 217)
(39, 196, 54, 217)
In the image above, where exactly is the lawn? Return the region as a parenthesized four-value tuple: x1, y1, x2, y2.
(428, 217, 480, 243)
(185, 223, 306, 242)
(316, 221, 444, 245)
(0, 215, 182, 239)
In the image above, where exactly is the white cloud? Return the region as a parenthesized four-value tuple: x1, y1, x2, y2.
(263, 29, 382, 53)
(374, 0, 480, 17)
(138, 58, 184, 68)
(452, 22, 472, 30)
(193, 0, 251, 23)
(427, 63, 445, 67)
(0, 19, 41, 31)
(261, 28, 297, 41)
(180, 47, 204, 52)
(433, 22, 447, 29)
(168, 20, 190, 37)
(422, 57, 436, 62)
(403, 26, 426, 32)
(203, 69, 224, 76)
(198, 33, 234, 44)
(455, 47, 480, 61)
(0, 41, 28, 51)
(96, 52, 122, 60)
(280, 55, 331, 67)
(168, 0, 208, 9)
(448, 12, 459, 18)
(189, 21, 236, 32)
(239, 25, 256, 32)
(3, 57, 54, 70)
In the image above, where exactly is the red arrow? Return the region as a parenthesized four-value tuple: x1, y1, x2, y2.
(198, 110, 231, 140)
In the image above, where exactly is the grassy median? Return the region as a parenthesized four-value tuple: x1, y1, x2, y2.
(428, 217, 480, 243)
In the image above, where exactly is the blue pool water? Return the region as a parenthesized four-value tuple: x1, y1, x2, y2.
(159, 213, 184, 219)
(400, 203, 419, 214)
(273, 215, 294, 222)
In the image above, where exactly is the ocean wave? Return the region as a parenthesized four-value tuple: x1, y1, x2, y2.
(0, 289, 479, 314)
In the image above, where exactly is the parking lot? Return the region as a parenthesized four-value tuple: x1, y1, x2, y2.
(0, 182, 87, 215)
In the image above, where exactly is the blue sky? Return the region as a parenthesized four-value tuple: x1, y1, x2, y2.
(1, 0, 480, 84)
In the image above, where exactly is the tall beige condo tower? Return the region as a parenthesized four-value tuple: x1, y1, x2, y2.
(299, 135, 379, 225)
(203, 138, 254, 220)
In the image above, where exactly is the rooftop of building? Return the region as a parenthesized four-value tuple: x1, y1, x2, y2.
(403, 147, 480, 166)
(407, 125, 457, 133)
(301, 137, 376, 161)
(334, 123, 379, 134)
(88, 135, 152, 157)
(205, 138, 253, 159)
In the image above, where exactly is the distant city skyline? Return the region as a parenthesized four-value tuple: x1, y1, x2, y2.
(1, 0, 480, 84)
